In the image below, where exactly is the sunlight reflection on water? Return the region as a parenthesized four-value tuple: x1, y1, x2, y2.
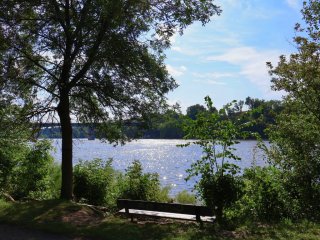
(51, 139, 268, 196)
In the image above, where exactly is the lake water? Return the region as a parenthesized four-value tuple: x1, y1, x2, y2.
(51, 139, 268, 196)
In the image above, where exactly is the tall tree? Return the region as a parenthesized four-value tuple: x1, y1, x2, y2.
(267, 0, 320, 215)
(0, 1, 221, 199)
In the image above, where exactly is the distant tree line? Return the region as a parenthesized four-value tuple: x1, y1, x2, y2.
(142, 97, 283, 139)
(38, 97, 283, 140)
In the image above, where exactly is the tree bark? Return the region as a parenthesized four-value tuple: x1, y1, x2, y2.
(57, 92, 73, 200)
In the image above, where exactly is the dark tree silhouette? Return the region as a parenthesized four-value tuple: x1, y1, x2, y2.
(0, 0, 221, 199)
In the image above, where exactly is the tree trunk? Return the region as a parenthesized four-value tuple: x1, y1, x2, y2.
(57, 93, 73, 200)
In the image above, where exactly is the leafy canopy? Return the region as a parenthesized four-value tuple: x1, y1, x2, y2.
(267, 0, 320, 217)
(0, 0, 221, 136)
(0, 0, 221, 199)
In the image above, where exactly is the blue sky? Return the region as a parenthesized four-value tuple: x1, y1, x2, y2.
(165, 0, 304, 111)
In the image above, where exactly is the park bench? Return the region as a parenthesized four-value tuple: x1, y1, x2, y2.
(117, 199, 215, 223)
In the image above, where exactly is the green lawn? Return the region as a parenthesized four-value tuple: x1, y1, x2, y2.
(0, 199, 319, 240)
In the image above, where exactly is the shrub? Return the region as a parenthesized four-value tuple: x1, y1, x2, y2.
(180, 96, 252, 223)
(175, 190, 196, 204)
(198, 172, 243, 222)
(119, 160, 164, 201)
(157, 186, 172, 203)
(73, 159, 171, 207)
(74, 158, 114, 205)
(0, 140, 28, 194)
(4, 140, 59, 200)
(233, 166, 292, 222)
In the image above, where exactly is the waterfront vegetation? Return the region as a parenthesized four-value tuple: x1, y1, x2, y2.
(1, 0, 320, 239)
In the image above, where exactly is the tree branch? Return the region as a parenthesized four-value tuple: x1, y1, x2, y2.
(69, 17, 109, 88)
(13, 46, 59, 82)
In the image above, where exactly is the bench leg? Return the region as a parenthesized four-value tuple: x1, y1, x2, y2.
(196, 214, 204, 228)
(124, 207, 133, 222)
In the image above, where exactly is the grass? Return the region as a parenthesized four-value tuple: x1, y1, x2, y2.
(0, 199, 319, 240)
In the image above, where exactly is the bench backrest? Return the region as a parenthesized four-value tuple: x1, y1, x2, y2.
(117, 199, 213, 216)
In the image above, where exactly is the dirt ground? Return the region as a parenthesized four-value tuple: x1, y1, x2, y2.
(0, 224, 87, 240)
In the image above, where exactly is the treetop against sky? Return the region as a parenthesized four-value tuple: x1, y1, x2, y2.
(165, 0, 304, 111)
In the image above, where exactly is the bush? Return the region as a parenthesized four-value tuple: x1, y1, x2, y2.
(157, 186, 172, 203)
(17, 140, 58, 199)
(232, 166, 292, 222)
(198, 172, 243, 222)
(0, 140, 28, 194)
(73, 159, 171, 207)
(175, 190, 196, 204)
(119, 160, 163, 201)
(74, 158, 114, 205)
(1, 140, 59, 200)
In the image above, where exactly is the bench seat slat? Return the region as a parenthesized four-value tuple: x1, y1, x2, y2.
(118, 208, 215, 222)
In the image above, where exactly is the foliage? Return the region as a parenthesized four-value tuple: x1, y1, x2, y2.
(199, 174, 244, 224)
(0, 139, 27, 191)
(181, 96, 251, 222)
(175, 190, 196, 204)
(0, 0, 221, 200)
(73, 159, 171, 206)
(155, 186, 172, 203)
(267, 0, 320, 220)
(226, 98, 283, 139)
(186, 104, 208, 120)
(0, 140, 60, 200)
(15, 140, 59, 200)
(74, 159, 115, 206)
(119, 160, 163, 202)
(0, 81, 58, 199)
(0, 84, 35, 192)
(231, 166, 292, 222)
(266, 112, 320, 219)
(141, 104, 185, 139)
(158, 109, 185, 139)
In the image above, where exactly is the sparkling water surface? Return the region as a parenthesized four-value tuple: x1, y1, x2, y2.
(51, 139, 267, 196)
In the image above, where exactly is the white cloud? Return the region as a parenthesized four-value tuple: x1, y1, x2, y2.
(171, 45, 202, 56)
(166, 65, 187, 77)
(206, 46, 282, 90)
(193, 72, 233, 78)
(171, 46, 182, 52)
(193, 79, 227, 86)
(191, 72, 232, 85)
(192, 72, 234, 79)
(221, 0, 275, 19)
(285, 0, 300, 9)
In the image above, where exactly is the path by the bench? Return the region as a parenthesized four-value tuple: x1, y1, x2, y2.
(0, 224, 87, 240)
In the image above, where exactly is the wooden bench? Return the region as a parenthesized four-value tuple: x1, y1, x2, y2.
(117, 199, 215, 223)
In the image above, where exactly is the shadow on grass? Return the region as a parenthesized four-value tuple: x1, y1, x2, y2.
(0, 200, 231, 240)
(2, 200, 318, 240)
(84, 219, 230, 240)
(0, 200, 65, 221)
(0, 200, 81, 235)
